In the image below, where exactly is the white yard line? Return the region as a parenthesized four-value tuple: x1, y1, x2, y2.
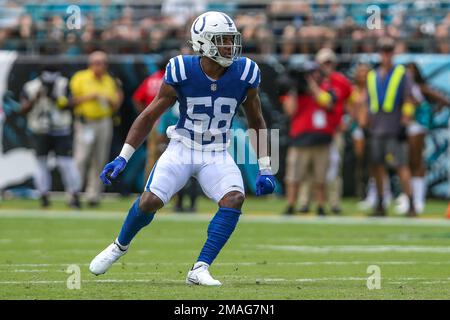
(11, 269, 49, 273)
(1, 277, 449, 285)
(1, 260, 450, 269)
(258, 245, 450, 253)
(0, 279, 163, 285)
(408, 280, 450, 284)
(293, 277, 442, 283)
(1, 210, 450, 226)
(294, 277, 368, 282)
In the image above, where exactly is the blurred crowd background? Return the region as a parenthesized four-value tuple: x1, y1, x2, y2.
(0, 0, 450, 216)
(0, 0, 449, 55)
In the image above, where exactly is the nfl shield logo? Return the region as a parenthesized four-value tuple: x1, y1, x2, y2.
(211, 83, 217, 91)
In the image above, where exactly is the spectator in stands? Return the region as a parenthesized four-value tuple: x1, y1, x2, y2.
(254, 26, 274, 54)
(3, 2, 449, 55)
(81, 16, 97, 43)
(64, 32, 82, 56)
(70, 51, 123, 207)
(279, 15, 336, 55)
(81, 15, 99, 54)
(298, 24, 335, 54)
(111, 7, 141, 53)
(161, 0, 206, 28)
(281, 61, 336, 216)
(115, 7, 140, 41)
(272, 0, 338, 54)
(280, 24, 297, 58)
(20, 65, 81, 208)
(9, 14, 34, 51)
(0, 29, 8, 50)
(270, 1, 310, 56)
(235, 13, 271, 54)
(47, 15, 64, 41)
(436, 12, 450, 53)
(366, 37, 416, 217)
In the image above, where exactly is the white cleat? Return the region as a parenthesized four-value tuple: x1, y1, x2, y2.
(395, 194, 420, 215)
(395, 202, 408, 215)
(357, 198, 376, 211)
(415, 202, 424, 215)
(394, 193, 407, 205)
(186, 262, 222, 286)
(89, 241, 127, 275)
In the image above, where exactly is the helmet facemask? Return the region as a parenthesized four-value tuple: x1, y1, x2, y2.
(202, 32, 242, 67)
(190, 12, 242, 67)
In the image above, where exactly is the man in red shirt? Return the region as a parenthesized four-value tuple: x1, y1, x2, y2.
(132, 60, 167, 176)
(133, 64, 166, 113)
(282, 61, 337, 216)
(296, 49, 352, 214)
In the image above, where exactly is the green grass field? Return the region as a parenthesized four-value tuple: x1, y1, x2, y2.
(1, 196, 450, 299)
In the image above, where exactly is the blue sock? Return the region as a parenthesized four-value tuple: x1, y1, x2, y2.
(117, 196, 155, 246)
(197, 207, 241, 265)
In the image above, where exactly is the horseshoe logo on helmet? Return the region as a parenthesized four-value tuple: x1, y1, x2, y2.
(193, 16, 206, 34)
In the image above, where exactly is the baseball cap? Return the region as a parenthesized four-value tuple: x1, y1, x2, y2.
(315, 48, 337, 64)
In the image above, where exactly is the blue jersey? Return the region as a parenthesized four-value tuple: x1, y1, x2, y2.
(163, 55, 260, 150)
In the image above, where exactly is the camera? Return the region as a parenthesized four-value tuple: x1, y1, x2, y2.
(39, 69, 60, 101)
(287, 61, 320, 95)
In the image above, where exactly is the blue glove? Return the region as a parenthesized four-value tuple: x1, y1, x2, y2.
(256, 169, 276, 196)
(99, 156, 127, 185)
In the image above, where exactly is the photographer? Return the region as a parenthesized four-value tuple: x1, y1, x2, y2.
(296, 49, 353, 214)
(21, 65, 81, 208)
(281, 61, 336, 216)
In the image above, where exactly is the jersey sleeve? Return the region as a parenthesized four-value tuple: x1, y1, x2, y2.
(239, 58, 261, 89)
(163, 55, 188, 87)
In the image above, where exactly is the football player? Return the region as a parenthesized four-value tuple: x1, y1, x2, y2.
(89, 11, 276, 286)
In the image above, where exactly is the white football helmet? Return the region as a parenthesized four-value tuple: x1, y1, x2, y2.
(189, 11, 242, 67)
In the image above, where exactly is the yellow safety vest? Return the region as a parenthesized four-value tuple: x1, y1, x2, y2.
(367, 65, 406, 113)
